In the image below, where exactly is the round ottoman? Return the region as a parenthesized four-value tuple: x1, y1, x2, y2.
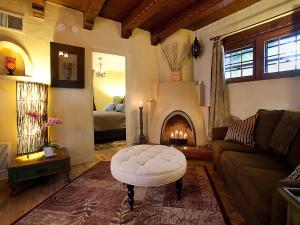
(111, 144, 187, 210)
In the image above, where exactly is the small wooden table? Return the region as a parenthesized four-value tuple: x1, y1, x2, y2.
(279, 187, 300, 225)
(8, 148, 70, 196)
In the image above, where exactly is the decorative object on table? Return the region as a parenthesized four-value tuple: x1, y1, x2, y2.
(94, 57, 106, 78)
(191, 37, 201, 59)
(16, 81, 48, 155)
(26, 114, 63, 157)
(4, 56, 16, 75)
(7, 148, 70, 196)
(138, 101, 146, 144)
(161, 42, 189, 81)
(50, 42, 84, 88)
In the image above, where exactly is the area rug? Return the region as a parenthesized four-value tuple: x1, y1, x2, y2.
(13, 162, 230, 225)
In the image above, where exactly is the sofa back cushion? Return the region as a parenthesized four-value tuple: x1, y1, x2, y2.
(255, 109, 284, 151)
(286, 131, 300, 169)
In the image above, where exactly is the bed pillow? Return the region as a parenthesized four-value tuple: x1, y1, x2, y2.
(224, 114, 258, 147)
(115, 103, 125, 112)
(105, 103, 115, 111)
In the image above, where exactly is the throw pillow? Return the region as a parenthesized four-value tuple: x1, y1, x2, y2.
(115, 103, 125, 112)
(287, 164, 300, 180)
(113, 96, 124, 104)
(269, 111, 300, 156)
(105, 103, 115, 111)
(224, 114, 258, 147)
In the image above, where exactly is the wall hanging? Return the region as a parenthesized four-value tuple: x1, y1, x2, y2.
(50, 42, 85, 88)
(16, 81, 48, 155)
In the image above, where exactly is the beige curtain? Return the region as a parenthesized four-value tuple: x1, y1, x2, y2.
(208, 40, 230, 137)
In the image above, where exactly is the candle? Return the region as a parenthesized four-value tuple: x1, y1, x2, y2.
(184, 133, 187, 139)
(139, 101, 143, 108)
(175, 130, 179, 139)
(58, 51, 64, 57)
(179, 131, 183, 139)
(170, 132, 174, 139)
(64, 52, 69, 58)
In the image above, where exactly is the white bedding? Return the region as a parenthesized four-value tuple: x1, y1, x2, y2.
(93, 111, 126, 132)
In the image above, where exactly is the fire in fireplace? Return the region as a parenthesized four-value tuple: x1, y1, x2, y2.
(160, 110, 196, 146)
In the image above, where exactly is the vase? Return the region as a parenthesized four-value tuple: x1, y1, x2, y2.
(43, 146, 54, 157)
(171, 71, 181, 81)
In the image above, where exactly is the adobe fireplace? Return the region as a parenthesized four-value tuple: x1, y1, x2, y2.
(160, 110, 196, 146)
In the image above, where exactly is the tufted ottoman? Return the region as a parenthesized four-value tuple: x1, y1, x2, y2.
(111, 144, 187, 210)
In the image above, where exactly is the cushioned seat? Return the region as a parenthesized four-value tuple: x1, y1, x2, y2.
(236, 167, 289, 225)
(111, 145, 187, 186)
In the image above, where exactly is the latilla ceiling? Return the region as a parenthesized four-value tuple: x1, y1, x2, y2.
(32, 0, 262, 45)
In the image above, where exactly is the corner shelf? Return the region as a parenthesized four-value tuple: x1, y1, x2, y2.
(0, 75, 32, 81)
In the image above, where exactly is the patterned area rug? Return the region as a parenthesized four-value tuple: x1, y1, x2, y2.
(14, 162, 229, 225)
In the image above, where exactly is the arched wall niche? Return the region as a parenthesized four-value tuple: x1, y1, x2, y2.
(0, 41, 33, 76)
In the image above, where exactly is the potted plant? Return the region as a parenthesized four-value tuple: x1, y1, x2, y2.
(26, 112, 63, 157)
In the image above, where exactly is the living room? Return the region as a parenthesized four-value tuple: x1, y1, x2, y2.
(0, 0, 300, 224)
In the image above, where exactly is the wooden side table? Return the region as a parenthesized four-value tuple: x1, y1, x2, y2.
(8, 148, 70, 196)
(279, 187, 300, 225)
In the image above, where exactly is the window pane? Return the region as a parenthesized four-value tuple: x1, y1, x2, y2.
(224, 45, 254, 79)
(265, 31, 300, 74)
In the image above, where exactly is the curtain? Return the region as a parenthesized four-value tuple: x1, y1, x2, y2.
(208, 40, 230, 137)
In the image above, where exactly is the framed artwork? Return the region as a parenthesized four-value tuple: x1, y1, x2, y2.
(50, 42, 85, 88)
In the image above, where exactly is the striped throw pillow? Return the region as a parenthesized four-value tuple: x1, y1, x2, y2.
(224, 114, 258, 147)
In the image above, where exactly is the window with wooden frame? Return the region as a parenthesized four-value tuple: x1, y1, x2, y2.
(222, 11, 300, 83)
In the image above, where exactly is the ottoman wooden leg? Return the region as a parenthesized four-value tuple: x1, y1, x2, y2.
(176, 178, 182, 199)
(127, 184, 134, 211)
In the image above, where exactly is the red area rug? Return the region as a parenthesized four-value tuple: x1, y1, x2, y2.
(13, 161, 229, 225)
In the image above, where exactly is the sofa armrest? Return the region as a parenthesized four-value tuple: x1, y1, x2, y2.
(271, 178, 300, 225)
(212, 127, 228, 141)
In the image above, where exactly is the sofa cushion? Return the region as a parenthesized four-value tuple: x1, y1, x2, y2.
(225, 114, 257, 147)
(286, 131, 300, 169)
(220, 151, 290, 176)
(236, 167, 289, 225)
(255, 109, 284, 151)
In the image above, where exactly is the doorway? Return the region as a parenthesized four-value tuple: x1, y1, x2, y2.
(92, 52, 127, 152)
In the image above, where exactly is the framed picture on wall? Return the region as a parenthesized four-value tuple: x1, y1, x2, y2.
(50, 42, 85, 88)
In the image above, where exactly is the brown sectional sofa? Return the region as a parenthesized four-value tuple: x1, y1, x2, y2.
(212, 109, 300, 225)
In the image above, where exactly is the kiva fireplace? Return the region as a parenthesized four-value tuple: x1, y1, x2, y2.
(160, 110, 196, 146)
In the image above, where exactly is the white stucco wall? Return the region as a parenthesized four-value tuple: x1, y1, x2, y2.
(0, 0, 160, 164)
(194, 0, 300, 124)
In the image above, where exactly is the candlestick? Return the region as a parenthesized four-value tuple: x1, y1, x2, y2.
(179, 131, 183, 139)
(175, 130, 179, 139)
(170, 132, 174, 139)
(139, 105, 146, 144)
(184, 133, 187, 139)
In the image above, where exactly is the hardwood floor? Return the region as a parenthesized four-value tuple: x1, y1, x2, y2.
(0, 144, 245, 225)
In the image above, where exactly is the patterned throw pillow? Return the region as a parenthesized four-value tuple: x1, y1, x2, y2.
(105, 103, 115, 111)
(287, 164, 300, 180)
(224, 114, 258, 147)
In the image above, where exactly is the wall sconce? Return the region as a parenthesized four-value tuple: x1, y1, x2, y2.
(191, 37, 201, 59)
(95, 57, 106, 78)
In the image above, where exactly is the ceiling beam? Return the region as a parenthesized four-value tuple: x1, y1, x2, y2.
(150, 0, 260, 45)
(32, 0, 45, 18)
(121, 0, 169, 39)
(83, 0, 106, 30)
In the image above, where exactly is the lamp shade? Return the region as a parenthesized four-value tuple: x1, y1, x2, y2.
(191, 37, 200, 59)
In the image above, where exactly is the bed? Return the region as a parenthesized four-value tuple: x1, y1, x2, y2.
(93, 111, 126, 143)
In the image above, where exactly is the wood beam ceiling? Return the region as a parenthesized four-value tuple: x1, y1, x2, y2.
(151, 0, 232, 45)
(83, 0, 106, 30)
(32, 0, 45, 18)
(121, 0, 169, 39)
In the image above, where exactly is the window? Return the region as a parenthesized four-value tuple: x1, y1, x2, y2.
(222, 11, 300, 83)
(225, 46, 254, 79)
(265, 32, 300, 73)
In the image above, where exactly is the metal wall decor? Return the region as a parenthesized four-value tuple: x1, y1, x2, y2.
(16, 81, 48, 155)
(191, 37, 201, 59)
(50, 42, 85, 88)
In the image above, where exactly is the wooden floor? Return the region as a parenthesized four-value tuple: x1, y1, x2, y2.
(0, 145, 245, 225)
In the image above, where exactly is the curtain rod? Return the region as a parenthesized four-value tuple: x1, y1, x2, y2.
(210, 6, 300, 41)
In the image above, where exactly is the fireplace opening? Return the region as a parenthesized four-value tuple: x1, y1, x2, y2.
(160, 110, 196, 146)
